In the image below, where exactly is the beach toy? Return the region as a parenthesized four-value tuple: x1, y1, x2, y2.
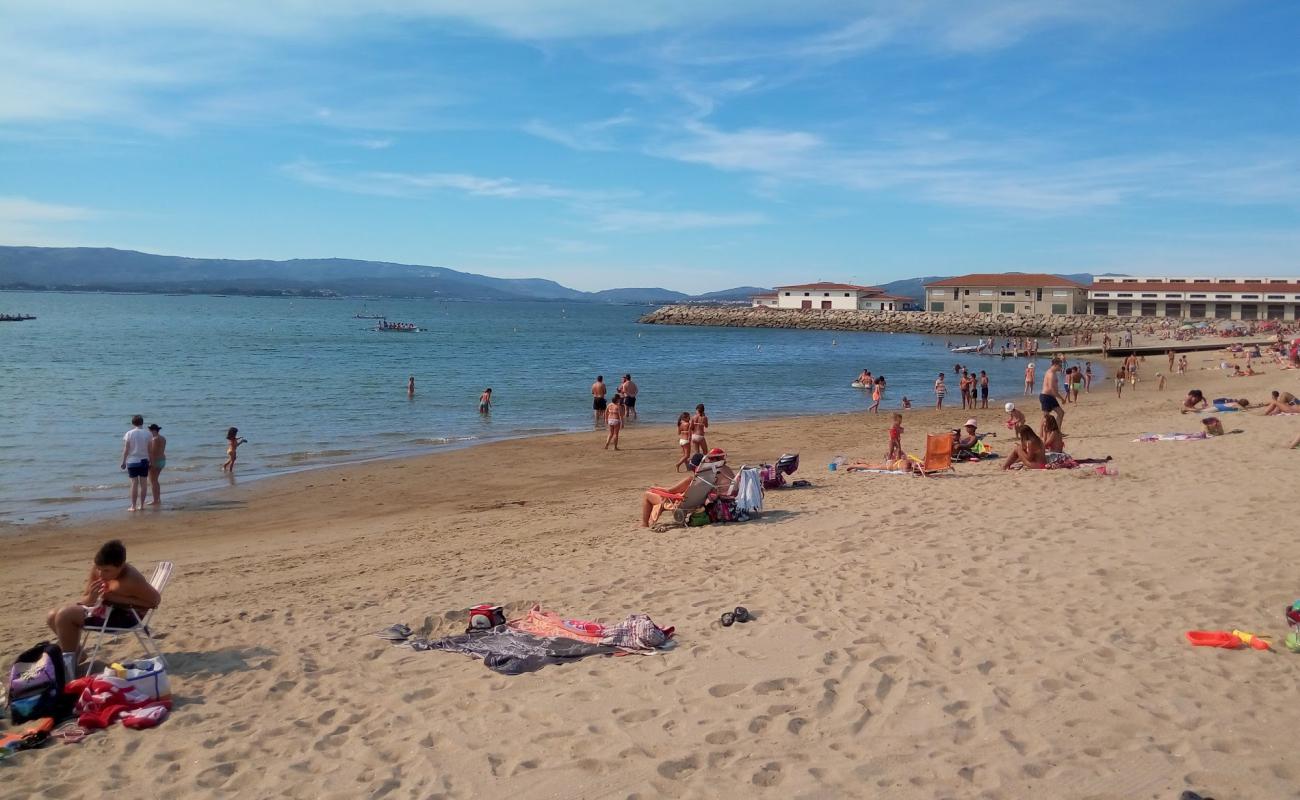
(1285, 600, 1300, 627)
(733, 606, 750, 623)
(1231, 629, 1271, 650)
(1186, 630, 1240, 648)
(1285, 631, 1300, 654)
(720, 612, 735, 627)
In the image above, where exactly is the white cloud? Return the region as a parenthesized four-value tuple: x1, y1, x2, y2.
(0, 196, 100, 246)
(280, 159, 631, 202)
(353, 138, 394, 150)
(592, 208, 767, 232)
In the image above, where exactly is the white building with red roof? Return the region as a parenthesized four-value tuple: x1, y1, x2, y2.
(754, 282, 907, 311)
(1088, 277, 1300, 320)
(923, 274, 1088, 316)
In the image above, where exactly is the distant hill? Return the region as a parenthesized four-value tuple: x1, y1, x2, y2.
(692, 286, 771, 302)
(589, 287, 690, 304)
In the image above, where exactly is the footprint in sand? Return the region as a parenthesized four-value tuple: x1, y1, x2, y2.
(616, 708, 658, 724)
(708, 683, 746, 698)
(705, 730, 738, 745)
(656, 755, 700, 780)
(751, 762, 784, 787)
(753, 678, 797, 695)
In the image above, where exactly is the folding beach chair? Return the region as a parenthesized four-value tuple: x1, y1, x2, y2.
(913, 434, 955, 476)
(648, 462, 723, 528)
(81, 560, 173, 669)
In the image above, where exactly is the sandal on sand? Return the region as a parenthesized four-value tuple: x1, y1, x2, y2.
(375, 623, 412, 642)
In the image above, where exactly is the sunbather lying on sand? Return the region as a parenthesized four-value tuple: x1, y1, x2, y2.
(1003, 425, 1046, 470)
(1181, 390, 1208, 414)
(1260, 390, 1299, 415)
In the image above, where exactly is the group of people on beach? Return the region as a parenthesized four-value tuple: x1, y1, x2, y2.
(118, 416, 247, 510)
(592, 374, 639, 450)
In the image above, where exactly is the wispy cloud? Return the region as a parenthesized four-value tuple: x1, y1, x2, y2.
(279, 159, 628, 201)
(591, 208, 767, 232)
(352, 137, 394, 150)
(522, 114, 633, 151)
(0, 196, 100, 246)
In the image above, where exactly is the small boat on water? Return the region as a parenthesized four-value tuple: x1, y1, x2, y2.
(375, 320, 421, 332)
(354, 314, 385, 319)
(0, 314, 36, 322)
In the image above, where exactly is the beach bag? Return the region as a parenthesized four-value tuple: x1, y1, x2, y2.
(102, 657, 170, 700)
(759, 464, 784, 490)
(708, 497, 736, 523)
(687, 510, 711, 527)
(8, 643, 70, 724)
(467, 604, 506, 632)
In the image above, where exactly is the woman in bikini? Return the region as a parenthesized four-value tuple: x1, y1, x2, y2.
(674, 412, 692, 471)
(690, 404, 709, 455)
(869, 378, 883, 413)
(1003, 425, 1046, 470)
(604, 395, 625, 450)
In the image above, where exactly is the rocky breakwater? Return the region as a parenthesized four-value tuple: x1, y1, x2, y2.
(639, 305, 1144, 337)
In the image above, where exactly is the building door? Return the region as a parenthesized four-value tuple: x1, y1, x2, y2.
(1188, 303, 1206, 318)
(1116, 302, 1133, 316)
(1214, 304, 1232, 319)
(820, 301, 832, 309)
(1241, 304, 1258, 320)
(801, 300, 812, 310)
(1164, 303, 1181, 317)
(1140, 302, 1157, 317)
(1267, 305, 1285, 320)
(1092, 302, 1109, 316)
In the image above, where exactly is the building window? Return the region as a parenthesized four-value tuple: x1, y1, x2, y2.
(1190, 294, 1206, 299)
(1094, 293, 1110, 298)
(1164, 303, 1181, 317)
(953, 289, 959, 300)
(803, 292, 809, 296)
(823, 292, 830, 297)
(1165, 294, 1181, 299)
(1000, 303, 1016, 313)
(931, 302, 945, 312)
(783, 292, 790, 296)
(1092, 302, 1109, 315)
(1267, 305, 1285, 320)
(1215, 294, 1231, 300)
(1116, 302, 1133, 316)
(1141, 302, 1157, 316)
(1188, 303, 1206, 318)
(844, 293, 851, 297)
(978, 302, 993, 313)
(1051, 304, 1067, 314)
(1194, 279, 1210, 283)
(1268, 295, 1285, 300)
(979, 289, 994, 296)
(1214, 304, 1232, 319)
(1242, 295, 1259, 300)
(1141, 293, 1157, 298)
(1053, 290, 1071, 297)
(1001, 290, 1016, 297)
(1118, 293, 1132, 298)
(1034, 289, 1042, 300)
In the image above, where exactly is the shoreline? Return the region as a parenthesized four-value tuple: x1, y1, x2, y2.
(4, 353, 1300, 797)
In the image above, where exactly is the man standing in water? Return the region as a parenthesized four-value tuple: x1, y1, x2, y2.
(120, 415, 151, 512)
(1023, 361, 1036, 396)
(147, 423, 166, 507)
(408, 376, 415, 397)
(1039, 357, 1067, 435)
(591, 375, 607, 424)
(620, 374, 639, 421)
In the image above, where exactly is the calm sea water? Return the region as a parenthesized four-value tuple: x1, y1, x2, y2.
(1, 291, 1082, 522)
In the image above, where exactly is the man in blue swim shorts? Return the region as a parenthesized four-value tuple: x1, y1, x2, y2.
(1038, 357, 1067, 433)
(120, 415, 151, 512)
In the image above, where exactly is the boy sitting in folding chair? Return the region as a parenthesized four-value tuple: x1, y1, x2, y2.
(47, 540, 161, 677)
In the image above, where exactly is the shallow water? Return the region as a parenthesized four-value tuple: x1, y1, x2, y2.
(1, 291, 1086, 522)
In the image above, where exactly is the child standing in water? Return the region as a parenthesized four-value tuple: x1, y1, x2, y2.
(869, 377, 884, 413)
(479, 388, 492, 414)
(674, 412, 692, 471)
(934, 373, 946, 410)
(887, 413, 905, 461)
(222, 427, 247, 472)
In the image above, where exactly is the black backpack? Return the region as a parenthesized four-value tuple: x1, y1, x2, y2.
(7, 643, 71, 724)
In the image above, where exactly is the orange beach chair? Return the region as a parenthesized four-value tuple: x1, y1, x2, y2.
(913, 434, 955, 476)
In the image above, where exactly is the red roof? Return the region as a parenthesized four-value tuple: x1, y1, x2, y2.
(1089, 280, 1300, 294)
(924, 273, 1087, 290)
(773, 282, 888, 294)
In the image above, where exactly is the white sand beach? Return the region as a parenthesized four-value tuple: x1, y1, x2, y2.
(2, 358, 1299, 799)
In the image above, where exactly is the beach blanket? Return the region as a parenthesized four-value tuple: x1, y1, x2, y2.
(509, 606, 672, 653)
(408, 628, 620, 675)
(1134, 433, 1208, 442)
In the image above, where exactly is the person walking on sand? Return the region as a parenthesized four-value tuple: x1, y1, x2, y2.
(1084, 362, 1093, 393)
(979, 370, 989, 409)
(1040, 357, 1066, 434)
(674, 412, 692, 471)
(479, 388, 492, 414)
(1023, 361, 1035, 396)
(604, 395, 625, 450)
(690, 404, 709, 455)
(591, 375, 607, 425)
(620, 374, 639, 421)
(1114, 366, 1126, 398)
(934, 372, 946, 410)
(221, 427, 247, 472)
(147, 423, 166, 507)
(120, 415, 151, 512)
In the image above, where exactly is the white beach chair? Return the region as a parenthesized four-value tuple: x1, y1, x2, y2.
(81, 560, 174, 668)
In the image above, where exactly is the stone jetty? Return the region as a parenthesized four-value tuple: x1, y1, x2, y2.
(639, 305, 1146, 338)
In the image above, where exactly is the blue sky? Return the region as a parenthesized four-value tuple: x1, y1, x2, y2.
(1, 1, 1297, 292)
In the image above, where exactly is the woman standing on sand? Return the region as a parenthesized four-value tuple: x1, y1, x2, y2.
(674, 412, 692, 470)
(604, 395, 625, 450)
(690, 404, 709, 455)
